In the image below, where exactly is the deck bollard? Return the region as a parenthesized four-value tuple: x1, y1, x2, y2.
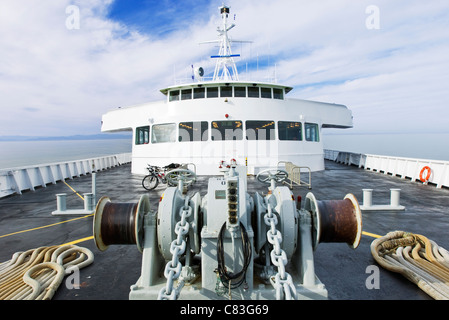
(362, 189, 373, 208)
(360, 188, 405, 211)
(56, 193, 67, 212)
(390, 189, 401, 207)
(84, 193, 94, 211)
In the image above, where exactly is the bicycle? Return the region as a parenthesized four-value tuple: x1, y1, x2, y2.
(141, 163, 181, 190)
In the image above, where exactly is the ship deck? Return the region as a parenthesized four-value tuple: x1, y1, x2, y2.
(1, 160, 449, 301)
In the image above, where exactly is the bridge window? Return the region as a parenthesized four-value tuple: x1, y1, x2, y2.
(305, 123, 320, 142)
(169, 90, 180, 101)
(151, 123, 177, 144)
(207, 87, 219, 98)
(246, 120, 275, 140)
(194, 88, 205, 99)
(261, 87, 272, 99)
(135, 126, 149, 145)
(248, 86, 260, 98)
(179, 121, 208, 142)
(220, 86, 232, 97)
(234, 86, 246, 97)
(181, 89, 192, 100)
(278, 121, 302, 141)
(273, 88, 283, 99)
(211, 120, 243, 140)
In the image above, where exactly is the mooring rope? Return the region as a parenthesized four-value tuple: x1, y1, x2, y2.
(0, 245, 94, 300)
(371, 231, 449, 300)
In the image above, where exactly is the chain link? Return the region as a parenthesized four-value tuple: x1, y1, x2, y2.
(264, 200, 297, 300)
(158, 197, 191, 300)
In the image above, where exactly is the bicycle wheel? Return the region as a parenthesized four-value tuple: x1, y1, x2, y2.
(142, 175, 159, 190)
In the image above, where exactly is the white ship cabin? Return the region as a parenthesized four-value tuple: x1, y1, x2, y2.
(100, 6, 353, 175)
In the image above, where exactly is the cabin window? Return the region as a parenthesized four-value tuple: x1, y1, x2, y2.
(220, 86, 232, 97)
(246, 120, 275, 140)
(211, 120, 243, 141)
(207, 87, 219, 98)
(273, 88, 283, 100)
(248, 86, 260, 98)
(305, 123, 320, 142)
(181, 89, 192, 100)
(234, 86, 246, 97)
(194, 88, 205, 99)
(135, 126, 149, 145)
(261, 87, 272, 99)
(179, 121, 209, 142)
(151, 123, 177, 144)
(278, 121, 302, 141)
(169, 90, 180, 101)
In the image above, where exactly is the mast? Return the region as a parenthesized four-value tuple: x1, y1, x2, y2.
(212, 5, 240, 81)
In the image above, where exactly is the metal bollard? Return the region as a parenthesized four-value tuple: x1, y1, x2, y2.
(360, 188, 405, 211)
(56, 193, 67, 212)
(362, 189, 373, 208)
(390, 189, 401, 207)
(84, 193, 94, 211)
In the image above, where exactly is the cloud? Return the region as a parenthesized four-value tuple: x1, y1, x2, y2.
(0, 0, 448, 137)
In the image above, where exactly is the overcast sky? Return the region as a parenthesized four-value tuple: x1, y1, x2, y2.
(0, 0, 448, 137)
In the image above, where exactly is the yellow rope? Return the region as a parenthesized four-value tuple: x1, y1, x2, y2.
(371, 231, 449, 300)
(0, 244, 94, 300)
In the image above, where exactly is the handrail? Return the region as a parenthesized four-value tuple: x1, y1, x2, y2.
(277, 161, 312, 189)
(0, 153, 132, 198)
(324, 149, 449, 189)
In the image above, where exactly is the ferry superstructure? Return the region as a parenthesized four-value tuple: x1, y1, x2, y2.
(101, 5, 353, 175)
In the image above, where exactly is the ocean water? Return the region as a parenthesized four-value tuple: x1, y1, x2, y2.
(0, 133, 448, 170)
(322, 132, 449, 161)
(0, 139, 132, 170)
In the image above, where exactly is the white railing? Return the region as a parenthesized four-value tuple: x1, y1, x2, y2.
(324, 149, 449, 189)
(0, 153, 132, 198)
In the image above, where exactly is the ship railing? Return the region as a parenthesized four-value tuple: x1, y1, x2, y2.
(324, 149, 449, 189)
(0, 153, 132, 198)
(277, 161, 312, 189)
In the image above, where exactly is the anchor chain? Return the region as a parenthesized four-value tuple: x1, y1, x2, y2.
(264, 201, 297, 300)
(158, 197, 192, 300)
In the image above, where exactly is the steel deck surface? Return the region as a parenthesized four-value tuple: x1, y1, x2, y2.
(1, 161, 448, 301)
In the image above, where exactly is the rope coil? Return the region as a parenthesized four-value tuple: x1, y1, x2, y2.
(0, 245, 94, 300)
(371, 231, 449, 300)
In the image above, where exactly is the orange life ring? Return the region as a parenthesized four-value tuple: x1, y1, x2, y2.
(419, 166, 431, 183)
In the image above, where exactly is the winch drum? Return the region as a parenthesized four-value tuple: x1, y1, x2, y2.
(304, 193, 362, 249)
(93, 195, 149, 252)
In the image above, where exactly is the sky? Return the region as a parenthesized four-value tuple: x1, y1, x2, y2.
(0, 0, 448, 137)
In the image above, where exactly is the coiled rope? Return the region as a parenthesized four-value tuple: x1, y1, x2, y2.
(371, 231, 449, 300)
(0, 245, 94, 300)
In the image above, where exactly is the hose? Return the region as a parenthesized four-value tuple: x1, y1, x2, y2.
(371, 231, 449, 300)
(216, 222, 252, 290)
(0, 245, 94, 300)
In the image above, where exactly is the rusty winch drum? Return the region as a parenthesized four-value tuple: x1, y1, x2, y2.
(304, 193, 362, 249)
(93, 195, 150, 253)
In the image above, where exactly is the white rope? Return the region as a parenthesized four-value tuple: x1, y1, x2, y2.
(371, 231, 449, 300)
(0, 245, 94, 300)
